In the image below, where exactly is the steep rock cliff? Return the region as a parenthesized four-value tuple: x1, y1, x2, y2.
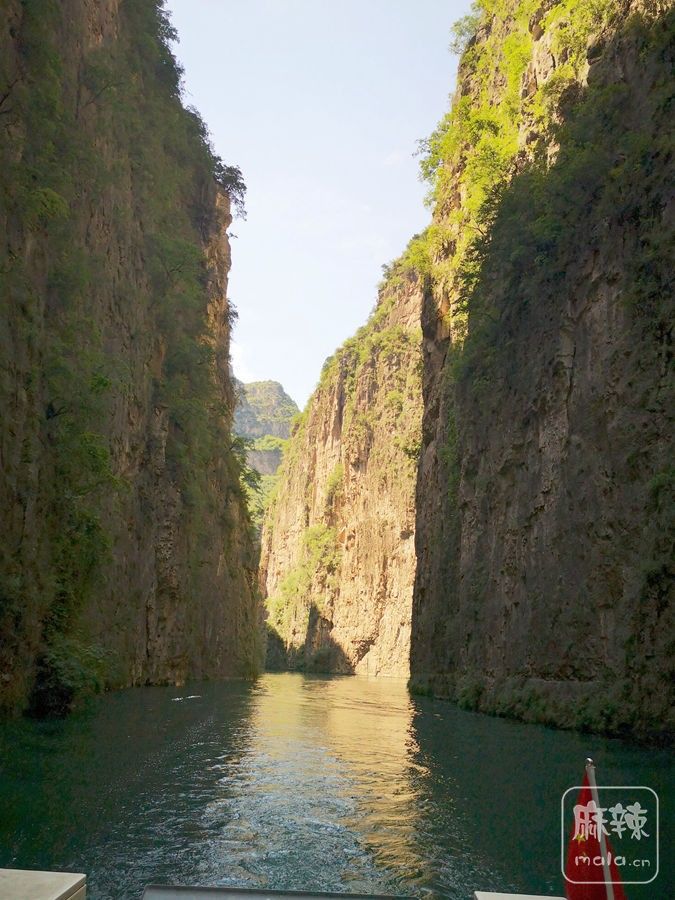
(259, 278, 423, 675)
(411, 0, 674, 741)
(0, 0, 260, 714)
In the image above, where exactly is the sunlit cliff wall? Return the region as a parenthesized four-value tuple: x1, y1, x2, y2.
(259, 277, 423, 675)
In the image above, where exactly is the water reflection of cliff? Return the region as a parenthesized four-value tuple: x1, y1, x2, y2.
(236, 674, 522, 898)
(408, 697, 675, 899)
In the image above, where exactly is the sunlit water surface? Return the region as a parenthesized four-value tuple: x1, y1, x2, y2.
(0, 673, 672, 899)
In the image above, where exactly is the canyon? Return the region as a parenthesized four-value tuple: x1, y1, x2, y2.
(0, 0, 672, 745)
(260, 0, 674, 742)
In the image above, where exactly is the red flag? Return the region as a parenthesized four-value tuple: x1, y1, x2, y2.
(565, 766, 627, 900)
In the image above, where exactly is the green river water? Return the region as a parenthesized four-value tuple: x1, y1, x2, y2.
(0, 673, 672, 899)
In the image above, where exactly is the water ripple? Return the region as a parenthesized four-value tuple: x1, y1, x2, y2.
(1, 673, 672, 900)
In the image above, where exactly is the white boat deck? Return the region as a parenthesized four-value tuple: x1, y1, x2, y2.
(474, 893, 565, 899)
(142, 889, 409, 899)
(0, 870, 565, 900)
(0, 869, 86, 900)
(143, 887, 565, 900)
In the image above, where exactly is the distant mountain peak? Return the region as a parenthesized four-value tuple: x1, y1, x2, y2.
(234, 378, 299, 440)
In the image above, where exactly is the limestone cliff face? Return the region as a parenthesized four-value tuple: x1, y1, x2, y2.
(0, 0, 260, 714)
(411, 0, 674, 741)
(259, 278, 423, 675)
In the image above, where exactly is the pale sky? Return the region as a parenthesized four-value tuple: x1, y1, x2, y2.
(166, 0, 471, 408)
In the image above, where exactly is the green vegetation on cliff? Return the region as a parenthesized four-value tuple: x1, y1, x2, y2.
(267, 524, 341, 639)
(413, 0, 621, 328)
(458, 10, 674, 375)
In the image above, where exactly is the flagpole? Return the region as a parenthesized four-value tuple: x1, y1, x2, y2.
(586, 757, 615, 900)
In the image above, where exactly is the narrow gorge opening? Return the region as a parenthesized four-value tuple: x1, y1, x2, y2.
(245, 3, 674, 748)
(255, 272, 425, 678)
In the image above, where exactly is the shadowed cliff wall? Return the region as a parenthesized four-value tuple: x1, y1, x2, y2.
(410, 0, 674, 743)
(0, 0, 261, 714)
